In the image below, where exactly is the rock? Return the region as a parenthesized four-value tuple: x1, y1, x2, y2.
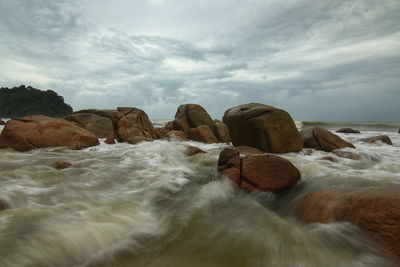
(0, 119, 5, 126)
(164, 130, 188, 141)
(173, 104, 214, 134)
(223, 103, 302, 153)
(165, 121, 174, 131)
(64, 113, 114, 138)
(303, 148, 314, 155)
(0, 115, 99, 151)
(361, 135, 393, 145)
(235, 146, 265, 155)
(336, 128, 360, 134)
(300, 127, 355, 152)
(293, 187, 400, 262)
(0, 198, 8, 211)
(154, 127, 169, 139)
(217, 147, 301, 192)
(213, 120, 230, 143)
(117, 107, 157, 144)
(105, 136, 116, 144)
(319, 156, 337, 162)
(186, 146, 206, 156)
(73, 109, 123, 130)
(332, 150, 362, 160)
(54, 160, 72, 169)
(188, 125, 218, 144)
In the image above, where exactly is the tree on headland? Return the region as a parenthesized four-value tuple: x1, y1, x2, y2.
(0, 85, 73, 118)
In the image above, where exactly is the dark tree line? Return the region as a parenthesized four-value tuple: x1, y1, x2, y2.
(0, 85, 73, 118)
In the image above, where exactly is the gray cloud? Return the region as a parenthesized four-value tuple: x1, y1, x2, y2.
(0, 0, 399, 121)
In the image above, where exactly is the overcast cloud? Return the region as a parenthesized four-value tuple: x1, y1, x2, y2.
(0, 0, 399, 121)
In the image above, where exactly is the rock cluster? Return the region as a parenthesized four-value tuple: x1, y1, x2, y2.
(217, 147, 300, 192)
(223, 103, 302, 153)
(293, 187, 400, 262)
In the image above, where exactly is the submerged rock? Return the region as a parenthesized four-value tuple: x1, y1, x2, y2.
(54, 160, 72, 169)
(223, 103, 302, 153)
(332, 150, 362, 160)
(361, 135, 393, 145)
(300, 127, 355, 152)
(293, 187, 400, 263)
(0, 115, 99, 151)
(186, 146, 206, 156)
(64, 113, 114, 138)
(217, 147, 300, 192)
(319, 156, 337, 162)
(0, 198, 8, 211)
(336, 128, 361, 134)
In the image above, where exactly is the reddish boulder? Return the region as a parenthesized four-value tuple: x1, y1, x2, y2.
(300, 127, 355, 152)
(213, 120, 230, 143)
(361, 135, 393, 145)
(223, 103, 302, 153)
(186, 146, 206, 156)
(0, 115, 99, 151)
(64, 113, 114, 138)
(154, 127, 169, 139)
(54, 160, 72, 169)
(336, 128, 360, 134)
(117, 107, 157, 144)
(293, 187, 400, 262)
(188, 125, 218, 144)
(73, 109, 122, 130)
(105, 136, 116, 144)
(217, 147, 300, 192)
(172, 104, 214, 134)
(236, 146, 264, 155)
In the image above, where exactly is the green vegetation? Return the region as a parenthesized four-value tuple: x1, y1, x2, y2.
(0, 85, 73, 118)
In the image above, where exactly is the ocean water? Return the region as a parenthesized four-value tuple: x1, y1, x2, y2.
(0, 120, 399, 267)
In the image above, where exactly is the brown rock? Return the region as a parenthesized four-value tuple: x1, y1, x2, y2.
(336, 128, 361, 134)
(154, 127, 169, 139)
(117, 107, 157, 144)
(0, 198, 8, 211)
(54, 160, 72, 169)
(213, 120, 230, 143)
(165, 121, 174, 131)
(241, 154, 301, 192)
(332, 150, 362, 160)
(164, 130, 188, 141)
(235, 146, 264, 155)
(188, 125, 218, 144)
(74, 109, 122, 129)
(0, 119, 5, 126)
(361, 135, 393, 145)
(186, 146, 206, 156)
(217, 147, 301, 192)
(223, 103, 302, 153)
(303, 148, 314, 155)
(0, 115, 99, 151)
(319, 156, 337, 162)
(172, 104, 214, 134)
(293, 187, 400, 263)
(105, 136, 116, 144)
(300, 127, 355, 152)
(64, 113, 114, 138)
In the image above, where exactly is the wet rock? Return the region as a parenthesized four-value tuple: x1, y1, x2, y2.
(300, 127, 355, 152)
(64, 113, 114, 138)
(164, 130, 188, 141)
(0, 115, 99, 151)
(186, 146, 206, 156)
(117, 107, 157, 144)
(303, 148, 314, 155)
(188, 125, 219, 144)
(319, 156, 337, 162)
(165, 121, 174, 131)
(105, 136, 116, 144)
(154, 127, 169, 139)
(213, 120, 230, 143)
(54, 160, 72, 169)
(0, 198, 8, 211)
(235, 146, 265, 155)
(361, 135, 392, 145)
(293, 187, 400, 263)
(223, 103, 302, 153)
(336, 128, 361, 134)
(0, 119, 5, 126)
(173, 104, 214, 134)
(73, 109, 122, 130)
(332, 150, 362, 160)
(217, 147, 300, 192)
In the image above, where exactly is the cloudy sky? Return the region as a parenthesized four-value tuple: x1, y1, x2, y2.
(0, 0, 399, 121)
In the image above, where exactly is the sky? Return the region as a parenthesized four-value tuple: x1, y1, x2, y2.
(0, 0, 399, 121)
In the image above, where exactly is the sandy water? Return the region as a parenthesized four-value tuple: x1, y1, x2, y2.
(0, 121, 399, 266)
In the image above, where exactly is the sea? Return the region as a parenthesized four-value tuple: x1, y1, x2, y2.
(0, 119, 399, 267)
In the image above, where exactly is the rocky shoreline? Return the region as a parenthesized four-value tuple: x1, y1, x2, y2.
(0, 102, 398, 264)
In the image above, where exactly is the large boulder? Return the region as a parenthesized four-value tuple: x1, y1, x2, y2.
(0, 115, 99, 151)
(188, 125, 219, 144)
(73, 109, 123, 129)
(117, 107, 157, 144)
(213, 120, 230, 143)
(223, 103, 302, 153)
(361, 135, 392, 145)
(300, 127, 355, 152)
(293, 187, 400, 263)
(173, 104, 214, 133)
(217, 147, 300, 192)
(64, 113, 114, 138)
